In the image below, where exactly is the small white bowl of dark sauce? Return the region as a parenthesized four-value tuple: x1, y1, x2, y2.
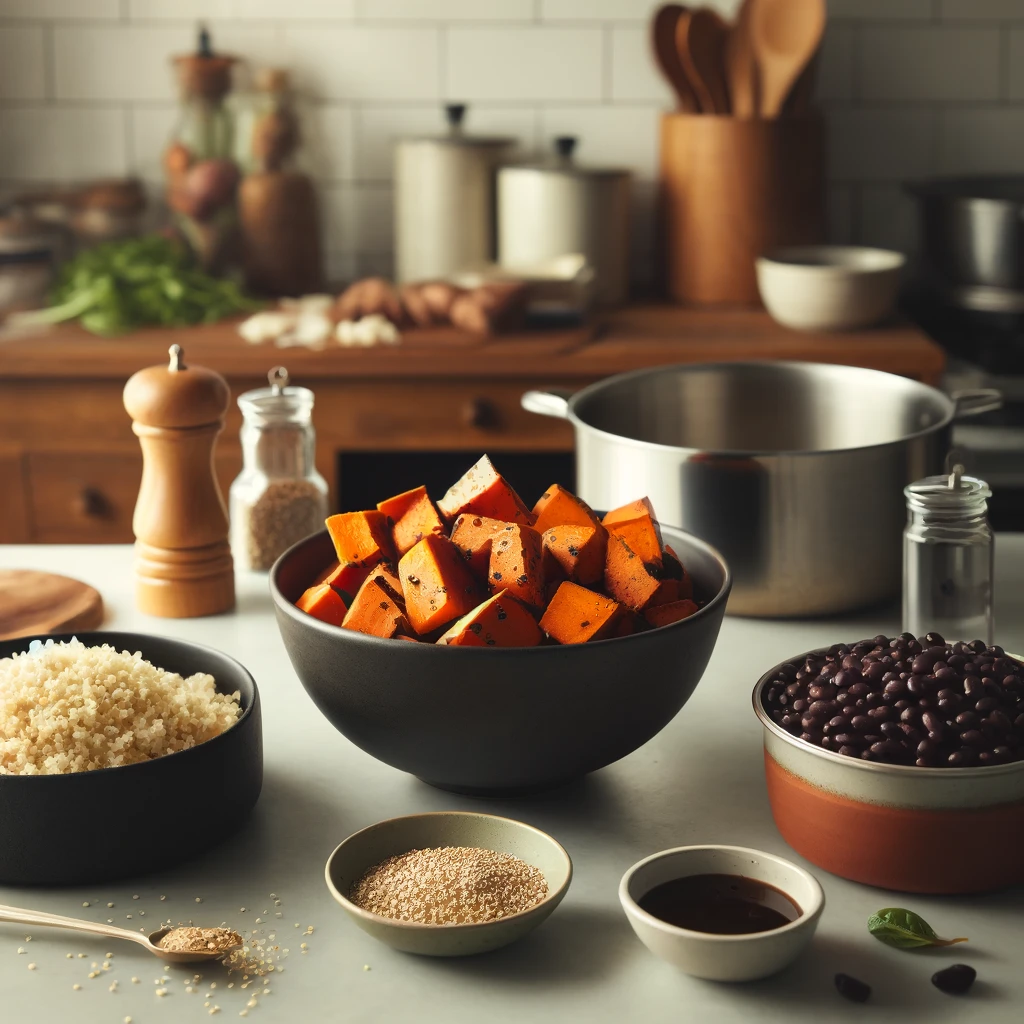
(619, 845, 825, 982)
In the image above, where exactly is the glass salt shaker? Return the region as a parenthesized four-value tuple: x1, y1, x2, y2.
(902, 463, 993, 644)
(229, 366, 328, 572)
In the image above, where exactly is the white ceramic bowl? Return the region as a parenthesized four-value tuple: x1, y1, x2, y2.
(756, 246, 905, 331)
(619, 845, 824, 982)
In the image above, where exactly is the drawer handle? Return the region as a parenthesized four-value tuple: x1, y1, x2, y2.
(463, 398, 497, 430)
(73, 487, 110, 520)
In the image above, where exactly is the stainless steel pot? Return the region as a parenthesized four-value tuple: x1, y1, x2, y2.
(522, 362, 1001, 618)
(906, 176, 1024, 313)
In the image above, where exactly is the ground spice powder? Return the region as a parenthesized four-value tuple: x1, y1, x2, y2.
(349, 846, 548, 925)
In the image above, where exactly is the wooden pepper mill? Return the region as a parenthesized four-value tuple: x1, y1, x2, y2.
(123, 344, 235, 617)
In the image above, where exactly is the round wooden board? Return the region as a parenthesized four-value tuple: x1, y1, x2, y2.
(0, 570, 104, 642)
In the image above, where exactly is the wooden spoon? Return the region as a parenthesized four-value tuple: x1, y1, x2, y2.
(650, 4, 699, 113)
(750, 0, 826, 118)
(0, 904, 240, 965)
(724, 0, 758, 118)
(677, 7, 731, 115)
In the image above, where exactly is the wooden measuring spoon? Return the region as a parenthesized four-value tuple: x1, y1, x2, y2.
(677, 7, 731, 115)
(750, 0, 826, 118)
(724, 0, 758, 118)
(651, 4, 699, 113)
(0, 904, 240, 965)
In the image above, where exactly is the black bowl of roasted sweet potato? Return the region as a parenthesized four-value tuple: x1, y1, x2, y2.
(270, 456, 730, 794)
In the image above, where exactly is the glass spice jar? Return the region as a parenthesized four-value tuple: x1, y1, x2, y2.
(903, 463, 994, 644)
(230, 366, 328, 572)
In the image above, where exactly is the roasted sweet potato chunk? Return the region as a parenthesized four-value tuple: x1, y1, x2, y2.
(377, 485, 445, 557)
(366, 562, 405, 608)
(296, 583, 348, 627)
(313, 559, 374, 603)
(326, 510, 395, 567)
(644, 599, 699, 628)
(488, 523, 545, 608)
(539, 581, 623, 645)
(532, 483, 605, 536)
(663, 545, 695, 600)
(541, 525, 606, 587)
(449, 514, 508, 580)
(399, 534, 482, 634)
(646, 578, 680, 607)
(602, 498, 663, 567)
(437, 455, 534, 525)
(342, 576, 410, 638)
(604, 532, 662, 611)
(437, 591, 542, 648)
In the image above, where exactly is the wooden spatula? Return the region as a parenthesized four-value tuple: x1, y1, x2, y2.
(750, 0, 826, 118)
(651, 4, 699, 113)
(677, 7, 731, 115)
(724, 0, 758, 118)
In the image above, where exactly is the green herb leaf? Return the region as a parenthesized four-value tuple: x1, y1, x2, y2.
(867, 908, 968, 950)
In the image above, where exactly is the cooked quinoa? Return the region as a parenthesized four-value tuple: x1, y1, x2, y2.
(0, 639, 241, 775)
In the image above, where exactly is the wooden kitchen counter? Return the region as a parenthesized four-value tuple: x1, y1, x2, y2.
(0, 305, 944, 543)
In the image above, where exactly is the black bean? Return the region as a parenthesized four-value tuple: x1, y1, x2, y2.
(843, 677, 868, 695)
(850, 715, 872, 732)
(921, 711, 945, 735)
(881, 721, 902, 739)
(785, 682, 803, 697)
(835, 974, 871, 1003)
(932, 964, 976, 995)
(961, 729, 985, 746)
(808, 683, 836, 701)
(924, 632, 946, 646)
(975, 697, 998, 713)
(883, 678, 907, 698)
(833, 733, 860, 747)
(956, 711, 979, 729)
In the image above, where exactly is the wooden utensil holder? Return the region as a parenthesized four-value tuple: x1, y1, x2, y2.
(659, 113, 825, 305)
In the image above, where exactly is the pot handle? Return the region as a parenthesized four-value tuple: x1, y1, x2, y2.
(521, 389, 573, 419)
(951, 388, 1003, 420)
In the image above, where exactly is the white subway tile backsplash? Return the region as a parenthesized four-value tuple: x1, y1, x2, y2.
(357, 0, 533, 19)
(610, 25, 673, 104)
(539, 105, 660, 180)
(858, 184, 919, 256)
(827, 185, 855, 246)
(1010, 29, 1024, 100)
(285, 27, 440, 101)
(322, 183, 394, 257)
(307, 105, 356, 183)
(827, 108, 936, 182)
(938, 107, 1024, 174)
(860, 27, 1000, 102)
(816, 25, 854, 102)
(939, 0, 1024, 19)
(1, 0, 118, 17)
(129, 0, 355, 18)
(352, 105, 535, 182)
(447, 27, 602, 102)
(0, 27, 46, 102)
(0, 107, 127, 181)
(128, 104, 178, 184)
(828, 0, 931, 17)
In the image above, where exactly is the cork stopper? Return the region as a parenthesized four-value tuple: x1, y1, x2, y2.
(123, 344, 231, 429)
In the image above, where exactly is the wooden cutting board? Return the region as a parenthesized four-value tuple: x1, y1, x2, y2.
(0, 570, 104, 641)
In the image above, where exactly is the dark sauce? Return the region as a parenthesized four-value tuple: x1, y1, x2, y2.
(638, 874, 801, 935)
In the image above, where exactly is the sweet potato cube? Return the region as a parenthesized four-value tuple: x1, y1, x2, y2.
(449, 514, 508, 580)
(377, 485, 446, 557)
(663, 545, 694, 600)
(539, 581, 623, 645)
(646, 578, 680, 608)
(296, 583, 348, 627)
(366, 562, 405, 608)
(532, 483, 605, 536)
(488, 523, 545, 608)
(541, 525, 606, 587)
(437, 455, 534, 526)
(602, 498, 663, 567)
(644, 599, 699, 629)
(341, 576, 410, 638)
(326, 510, 395, 567)
(604, 532, 662, 611)
(437, 591, 542, 648)
(313, 560, 374, 603)
(399, 534, 482, 634)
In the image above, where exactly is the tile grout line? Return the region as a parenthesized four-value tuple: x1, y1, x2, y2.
(999, 25, 1010, 101)
(42, 21, 55, 104)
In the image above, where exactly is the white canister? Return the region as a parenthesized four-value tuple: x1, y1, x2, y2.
(394, 104, 514, 283)
(498, 137, 632, 306)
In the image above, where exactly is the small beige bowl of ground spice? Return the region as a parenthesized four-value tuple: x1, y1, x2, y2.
(325, 811, 572, 957)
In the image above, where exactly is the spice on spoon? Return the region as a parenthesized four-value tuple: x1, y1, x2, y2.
(157, 927, 242, 955)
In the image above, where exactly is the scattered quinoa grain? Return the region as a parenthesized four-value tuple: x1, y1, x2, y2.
(132, 977, 139, 984)
(73, 984, 81, 990)
(27, 963, 36, 970)
(105, 952, 114, 959)
(82, 902, 90, 907)
(156, 987, 167, 997)
(16, 947, 25, 954)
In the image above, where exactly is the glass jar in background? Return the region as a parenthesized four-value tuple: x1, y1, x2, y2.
(230, 366, 329, 572)
(903, 464, 994, 644)
(164, 25, 241, 274)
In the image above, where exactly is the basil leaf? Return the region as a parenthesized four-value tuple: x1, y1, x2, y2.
(867, 908, 968, 950)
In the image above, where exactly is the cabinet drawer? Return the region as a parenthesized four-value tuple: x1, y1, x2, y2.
(26, 450, 242, 544)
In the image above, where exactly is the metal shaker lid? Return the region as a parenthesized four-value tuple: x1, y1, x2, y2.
(499, 136, 631, 180)
(398, 103, 514, 149)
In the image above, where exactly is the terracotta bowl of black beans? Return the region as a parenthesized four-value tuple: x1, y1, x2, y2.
(752, 633, 1024, 894)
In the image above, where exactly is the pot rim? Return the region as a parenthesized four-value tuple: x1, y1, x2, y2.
(751, 647, 1024, 781)
(562, 360, 955, 459)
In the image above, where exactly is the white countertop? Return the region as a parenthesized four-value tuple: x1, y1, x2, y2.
(2, 541, 1023, 1024)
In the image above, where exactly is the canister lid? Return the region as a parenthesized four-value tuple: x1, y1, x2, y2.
(397, 103, 515, 148)
(499, 136, 631, 180)
(123, 344, 231, 428)
(237, 366, 315, 424)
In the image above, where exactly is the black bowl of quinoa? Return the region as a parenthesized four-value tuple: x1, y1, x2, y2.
(0, 631, 262, 885)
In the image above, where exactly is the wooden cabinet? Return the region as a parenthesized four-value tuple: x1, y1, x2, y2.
(0, 306, 945, 544)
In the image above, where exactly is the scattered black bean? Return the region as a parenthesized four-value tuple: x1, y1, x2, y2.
(931, 964, 977, 995)
(762, 635, 1024, 767)
(835, 973, 872, 1003)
